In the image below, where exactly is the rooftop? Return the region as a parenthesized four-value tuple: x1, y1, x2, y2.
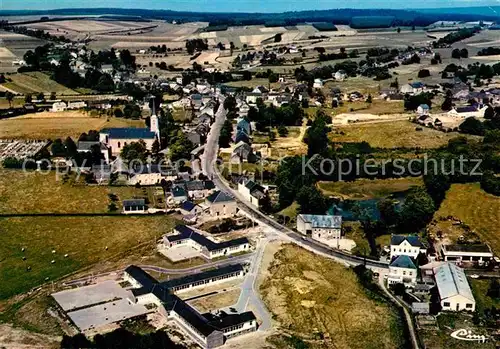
(168, 225, 249, 251)
(160, 264, 244, 290)
(434, 263, 474, 302)
(101, 128, 156, 140)
(298, 214, 342, 229)
(390, 255, 417, 269)
(122, 199, 146, 207)
(206, 190, 234, 204)
(391, 235, 423, 248)
(442, 244, 492, 254)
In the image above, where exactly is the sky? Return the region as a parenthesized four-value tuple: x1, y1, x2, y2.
(2, 0, 500, 13)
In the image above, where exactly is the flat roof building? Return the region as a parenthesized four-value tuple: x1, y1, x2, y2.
(433, 262, 475, 312)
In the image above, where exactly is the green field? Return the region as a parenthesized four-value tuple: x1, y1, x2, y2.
(1, 72, 78, 95)
(434, 183, 500, 254)
(317, 177, 423, 200)
(260, 244, 404, 349)
(0, 169, 140, 214)
(0, 215, 176, 300)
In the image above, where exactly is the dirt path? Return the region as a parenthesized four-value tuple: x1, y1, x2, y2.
(0, 324, 60, 349)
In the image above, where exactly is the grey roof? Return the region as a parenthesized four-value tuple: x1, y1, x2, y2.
(232, 141, 252, 158)
(77, 141, 101, 151)
(442, 244, 492, 254)
(172, 186, 188, 198)
(298, 214, 342, 229)
(168, 225, 249, 251)
(101, 128, 156, 140)
(185, 180, 205, 191)
(124, 265, 157, 288)
(434, 263, 475, 302)
(180, 201, 198, 212)
(207, 190, 234, 204)
(455, 105, 478, 113)
(161, 264, 244, 289)
(390, 255, 417, 269)
(122, 199, 146, 207)
(206, 312, 256, 330)
(391, 235, 423, 248)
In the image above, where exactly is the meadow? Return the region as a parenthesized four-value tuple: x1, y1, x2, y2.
(0, 111, 145, 140)
(433, 183, 500, 254)
(260, 244, 404, 349)
(0, 215, 176, 300)
(1, 72, 78, 95)
(331, 120, 475, 149)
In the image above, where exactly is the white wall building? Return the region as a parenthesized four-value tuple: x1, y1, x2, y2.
(387, 255, 418, 287)
(297, 214, 342, 241)
(390, 235, 426, 260)
(433, 263, 476, 312)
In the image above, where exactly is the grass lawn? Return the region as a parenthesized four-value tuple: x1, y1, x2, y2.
(260, 244, 404, 349)
(470, 278, 500, 312)
(2, 72, 78, 95)
(0, 215, 176, 300)
(434, 183, 500, 254)
(0, 169, 141, 214)
(317, 177, 423, 200)
(331, 120, 475, 149)
(307, 100, 405, 116)
(0, 111, 145, 140)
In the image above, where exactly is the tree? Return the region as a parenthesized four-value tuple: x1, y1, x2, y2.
(114, 108, 123, 118)
(451, 49, 461, 59)
(423, 172, 451, 207)
(120, 140, 148, 164)
(36, 92, 45, 101)
(5, 91, 14, 108)
(304, 110, 331, 157)
(95, 73, 115, 92)
(151, 138, 161, 163)
(441, 96, 453, 111)
(219, 120, 233, 148)
(24, 93, 32, 104)
(459, 117, 484, 136)
(418, 69, 431, 78)
(64, 137, 78, 158)
(169, 130, 194, 162)
(296, 185, 328, 215)
(487, 279, 500, 299)
(484, 106, 494, 119)
(378, 199, 399, 227)
(366, 94, 372, 103)
(51, 138, 66, 157)
(277, 125, 289, 137)
(223, 95, 237, 112)
(398, 186, 435, 233)
(50, 92, 56, 100)
(397, 27, 401, 33)
(268, 72, 278, 83)
(460, 48, 469, 58)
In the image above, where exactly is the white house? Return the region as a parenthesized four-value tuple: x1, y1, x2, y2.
(51, 101, 67, 112)
(417, 104, 430, 115)
(122, 199, 147, 214)
(390, 235, 426, 260)
(238, 178, 266, 208)
(163, 225, 250, 260)
(334, 70, 347, 81)
(297, 214, 342, 241)
(448, 105, 488, 119)
(433, 263, 475, 312)
(440, 244, 493, 266)
(387, 255, 418, 287)
(400, 82, 425, 95)
(67, 101, 87, 110)
(313, 78, 324, 89)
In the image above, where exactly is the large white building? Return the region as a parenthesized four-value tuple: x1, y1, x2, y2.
(162, 225, 250, 260)
(238, 178, 266, 208)
(297, 214, 342, 240)
(390, 235, 427, 260)
(100, 128, 156, 157)
(440, 244, 493, 266)
(433, 263, 475, 312)
(123, 265, 257, 348)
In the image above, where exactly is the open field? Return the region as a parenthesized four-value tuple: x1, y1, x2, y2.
(0, 111, 145, 139)
(331, 120, 476, 149)
(0, 169, 142, 214)
(1, 72, 78, 95)
(317, 177, 423, 200)
(0, 30, 46, 73)
(260, 244, 404, 349)
(433, 183, 500, 254)
(188, 289, 241, 313)
(0, 215, 176, 300)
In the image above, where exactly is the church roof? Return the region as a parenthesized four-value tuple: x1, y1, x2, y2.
(101, 128, 156, 140)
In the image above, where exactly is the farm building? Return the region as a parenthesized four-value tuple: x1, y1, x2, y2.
(296, 214, 342, 240)
(433, 263, 475, 312)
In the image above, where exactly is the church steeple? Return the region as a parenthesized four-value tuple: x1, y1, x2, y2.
(150, 96, 160, 140)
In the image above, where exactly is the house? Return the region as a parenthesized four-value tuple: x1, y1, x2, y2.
(400, 82, 425, 95)
(387, 255, 418, 287)
(448, 105, 487, 119)
(433, 262, 475, 312)
(238, 178, 266, 208)
(236, 118, 252, 136)
(67, 101, 87, 109)
(440, 244, 493, 266)
(171, 186, 188, 204)
(101, 64, 114, 74)
(128, 164, 177, 185)
(334, 70, 347, 81)
(296, 214, 342, 240)
(390, 235, 427, 260)
(245, 92, 262, 105)
(252, 85, 269, 94)
(185, 180, 216, 199)
(180, 201, 204, 216)
(77, 141, 110, 164)
(190, 94, 203, 110)
(313, 78, 324, 89)
(163, 225, 250, 260)
(230, 142, 258, 163)
(238, 102, 250, 117)
(123, 199, 147, 214)
(123, 265, 257, 348)
(234, 129, 251, 144)
(411, 302, 430, 315)
(51, 101, 67, 112)
(205, 190, 238, 217)
(417, 104, 430, 115)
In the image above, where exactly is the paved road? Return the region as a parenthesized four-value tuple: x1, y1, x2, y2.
(201, 100, 388, 270)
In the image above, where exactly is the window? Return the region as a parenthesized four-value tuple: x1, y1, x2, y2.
(409, 272, 413, 276)
(443, 302, 450, 307)
(466, 304, 473, 309)
(118, 142, 121, 148)
(403, 271, 406, 275)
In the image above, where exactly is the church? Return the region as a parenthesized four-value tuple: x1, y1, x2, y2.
(100, 111, 160, 158)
